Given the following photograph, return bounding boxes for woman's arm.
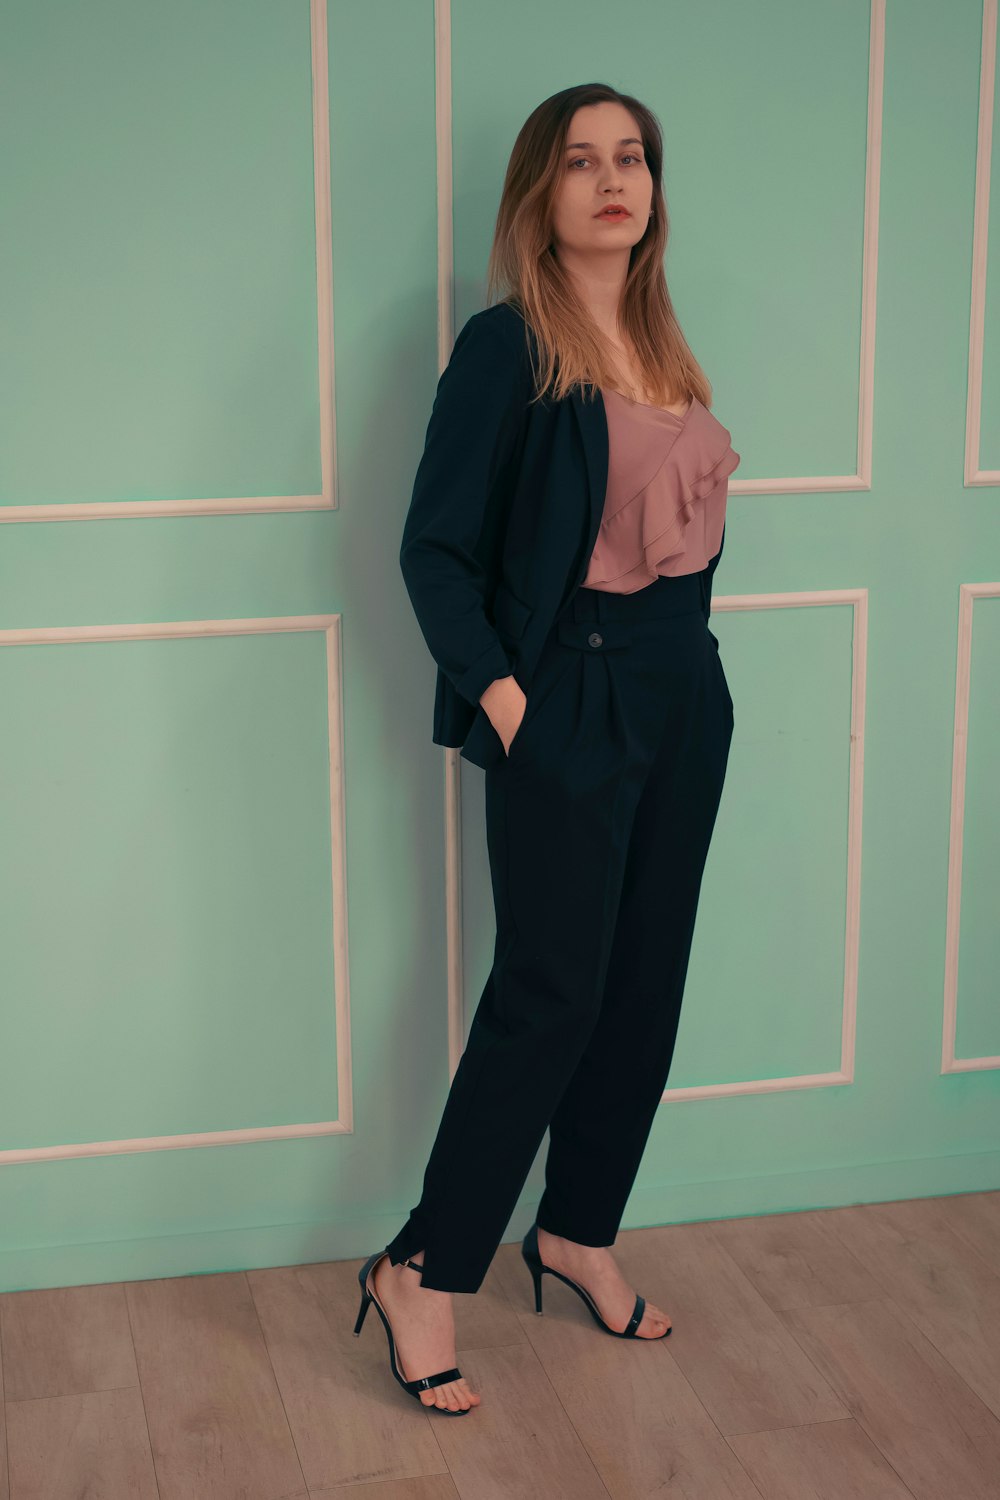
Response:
[399,309,528,708]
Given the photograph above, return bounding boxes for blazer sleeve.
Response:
[399,310,527,707]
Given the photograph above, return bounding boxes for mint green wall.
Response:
[0,0,996,1296]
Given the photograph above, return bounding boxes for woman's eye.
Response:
[569,154,643,169]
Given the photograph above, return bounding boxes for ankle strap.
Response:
[403,1257,424,1273]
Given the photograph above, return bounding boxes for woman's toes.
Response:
[421,1380,477,1411]
[640,1303,671,1336]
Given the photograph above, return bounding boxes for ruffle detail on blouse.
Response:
[585,396,741,587]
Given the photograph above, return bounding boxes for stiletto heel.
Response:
[520,1222,671,1339]
[352,1284,372,1336]
[352,1247,472,1414]
[522,1232,545,1314]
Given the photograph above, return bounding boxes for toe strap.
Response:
[406,1366,463,1392]
[623,1293,645,1338]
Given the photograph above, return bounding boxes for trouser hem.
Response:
[384,1217,489,1294]
[535,1200,618,1247]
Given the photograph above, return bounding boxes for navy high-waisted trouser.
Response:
[385,567,734,1292]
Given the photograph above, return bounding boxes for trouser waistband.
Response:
[568,567,706,624]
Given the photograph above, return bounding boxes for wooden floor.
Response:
[1,1190,999,1499]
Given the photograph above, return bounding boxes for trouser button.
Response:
[588,631,603,647]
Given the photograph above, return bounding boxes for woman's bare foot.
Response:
[535,1227,672,1336]
[371,1250,481,1412]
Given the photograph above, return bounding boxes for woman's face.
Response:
[550,101,654,260]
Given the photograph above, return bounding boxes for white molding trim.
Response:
[942,582,1000,1073]
[664,588,868,1101]
[731,0,885,496]
[434,0,467,1081]
[965,0,999,487]
[3,0,338,524]
[0,612,353,1163]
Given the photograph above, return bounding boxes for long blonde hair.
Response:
[486,82,712,410]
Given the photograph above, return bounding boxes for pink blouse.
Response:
[581,387,741,594]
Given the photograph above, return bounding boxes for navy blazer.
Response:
[399,299,725,770]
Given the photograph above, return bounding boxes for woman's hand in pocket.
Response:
[480,675,528,757]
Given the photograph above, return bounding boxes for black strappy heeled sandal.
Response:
[353,1247,472,1414]
[521,1222,672,1338]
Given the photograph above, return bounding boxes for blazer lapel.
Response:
[521,317,607,588]
[568,385,609,592]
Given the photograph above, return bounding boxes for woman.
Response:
[353,82,738,1416]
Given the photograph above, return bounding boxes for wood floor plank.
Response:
[490,1241,761,1498]
[708,1207,884,1310]
[245,1257,451,1490]
[5,1387,159,1500]
[935,1191,1000,1275]
[728,1416,917,1499]
[780,1295,1000,1500]
[6,1197,998,1496]
[0,1282,138,1401]
[823,1199,1000,1418]
[586,1223,847,1435]
[125,1270,307,1500]
[315,1475,460,1498]
[0,1301,8,1500]
[419,1342,613,1500]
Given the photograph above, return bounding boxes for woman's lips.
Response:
[596,207,631,219]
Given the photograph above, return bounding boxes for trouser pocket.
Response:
[505,633,575,763]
